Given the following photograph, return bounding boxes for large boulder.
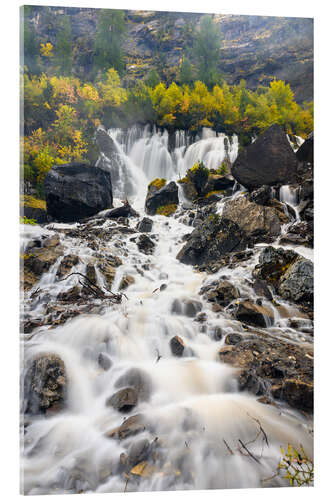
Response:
[24,353,67,415]
[222,195,282,243]
[231,124,298,189]
[177,215,248,266]
[44,163,113,222]
[232,300,274,327]
[145,179,179,215]
[296,132,313,164]
[200,279,239,307]
[278,258,313,305]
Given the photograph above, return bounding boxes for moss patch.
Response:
[21,195,46,210]
[205,190,225,199]
[148,178,166,191]
[156,204,177,217]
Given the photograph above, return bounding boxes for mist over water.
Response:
[21,126,313,494]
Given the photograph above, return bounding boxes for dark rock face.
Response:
[114,368,152,402]
[253,278,273,301]
[24,353,67,415]
[278,258,313,304]
[222,195,282,243]
[231,124,298,189]
[249,185,272,205]
[253,246,313,307]
[106,387,138,413]
[95,128,117,159]
[296,132,313,164]
[22,244,64,290]
[177,215,248,266]
[253,246,298,284]
[136,217,153,233]
[170,336,185,357]
[232,300,274,327]
[145,181,179,215]
[23,206,48,224]
[44,163,113,222]
[200,280,239,307]
[204,174,235,193]
[218,337,313,412]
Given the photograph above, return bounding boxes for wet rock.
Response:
[98,353,112,371]
[195,312,207,322]
[200,280,239,307]
[197,249,254,274]
[119,275,135,290]
[278,258,313,305]
[98,261,117,289]
[296,131,313,164]
[177,215,248,266]
[95,128,117,159]
[127,439,151,467]
[106,414,147,440]
[106,387,138,413]
[222,195,281,243]
[231,124,298,189]
[224,333,242,345]
[137,234,155,255]
[115,368,152,402]
[145,180,179,215]
[253,279,273,301]
[57,285,82,302]
[271,379,313,411]
[22,245,64,290]
[249,185,272,205]
[106,200,139,219]
[218,337,313,411]
[43,234,60,248]
[24,353,67,415]
[44,163,113,222]
[183,299,202,317]
[253,246,298,285]
[56,254,79,279]
[136,217,153,233]
[170,336,185,357]
[232,300,274,327]
[279,221,312,247]
[86,259,97,285]
[204,174,235,194]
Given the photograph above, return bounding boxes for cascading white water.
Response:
[21,127,313,494]
[102,126,239,205]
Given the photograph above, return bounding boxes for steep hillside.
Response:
[23,6,313,103]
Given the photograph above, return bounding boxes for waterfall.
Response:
[102,125,239,202]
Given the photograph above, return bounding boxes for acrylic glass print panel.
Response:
[20,4,314,494]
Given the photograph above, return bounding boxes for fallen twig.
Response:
[238,439,261,464]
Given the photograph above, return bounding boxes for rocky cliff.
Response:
[25,7,313,103]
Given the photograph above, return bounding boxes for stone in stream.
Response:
[136,234,155,255]
[177,215,248,266]
[200,280,239,307]
[136,217,153,233]
[221,195,282,243]
[114,368,152,402]
[232,300,274,328]
[170,336,185,357]
[218,337,313,412]
[22,244,64,290]
[44,162,113,222]
[231,124,298,189]
[127,438,151,468]
[253,278,273,301]
[98,353,112,371]
[145,179,179,215]
[105,414,147,440]
[56,254,80,279]
[24,353,67,415]
[106,387,138,413]
[105,200,139,219]
[119,274,135,290]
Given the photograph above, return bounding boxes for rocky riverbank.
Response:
[20,124,314,493]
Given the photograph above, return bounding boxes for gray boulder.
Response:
[44,163,113,222]
[231,124,298,189]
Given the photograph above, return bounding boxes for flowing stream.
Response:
[21,127,313,494]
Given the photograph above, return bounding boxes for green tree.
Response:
[54,15,73,75]
[93,10,126,75]
[179,57,193,86]
[145,69,160,88]
[193,15,222,88]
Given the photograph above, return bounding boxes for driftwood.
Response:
[59,272,127,303]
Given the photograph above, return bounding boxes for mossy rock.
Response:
[156,204,177,217]
[21,195,47,224]
[148,178,166,191]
